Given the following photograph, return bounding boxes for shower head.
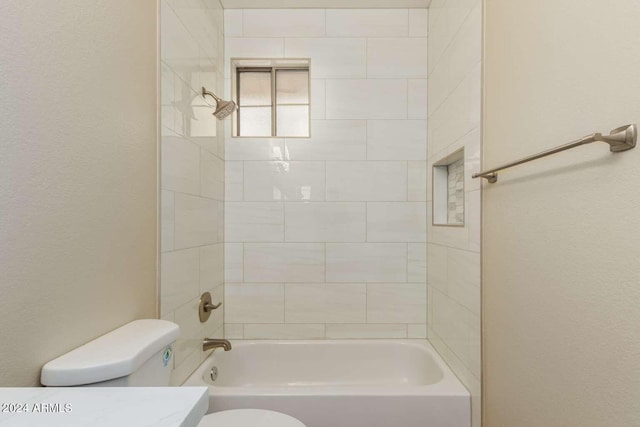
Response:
[213,99,237,120]
[202,87,237,120]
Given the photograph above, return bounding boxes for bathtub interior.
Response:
[203,340,443,387]
[185,340,468,396]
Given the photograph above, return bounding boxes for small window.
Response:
[232,59,310,138]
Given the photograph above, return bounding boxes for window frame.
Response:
[232,60,311,138]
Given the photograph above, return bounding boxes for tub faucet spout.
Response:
[203,338,232,352]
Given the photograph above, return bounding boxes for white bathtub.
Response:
[184,340,470,427]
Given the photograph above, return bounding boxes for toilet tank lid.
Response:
[41,319,180,386]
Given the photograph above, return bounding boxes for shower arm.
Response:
[202,87,222,104]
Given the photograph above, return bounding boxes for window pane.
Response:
[276,70,309,105]
[238,71,271,106]
[239,106,271,136]
[277,105,309,137]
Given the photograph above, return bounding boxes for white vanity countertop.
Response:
[0,387,208,427]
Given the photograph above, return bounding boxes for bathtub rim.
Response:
[184,339,470,398]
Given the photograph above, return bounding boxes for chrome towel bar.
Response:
[473,124,637,183]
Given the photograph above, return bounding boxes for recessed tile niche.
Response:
[432,149,464,226]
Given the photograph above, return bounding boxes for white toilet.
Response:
[40,319,305,427]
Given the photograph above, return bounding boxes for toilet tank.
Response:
[41,319,180,387]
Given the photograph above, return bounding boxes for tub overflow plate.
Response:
[210,366,218,382]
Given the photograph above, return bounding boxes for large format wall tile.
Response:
[200,244,224,290]
[243,161,325,201]
[325,161,407,201]
[225,284,285,323]
[161,1,199,88]
[367,120,428,160]
[325,79,408,119]
[408,161,428,201]
[285,38,366,79]
[367,283,427,323]
[408,79,429,119]
[225,138,285,161]
[285,284,366,323]
[173,297,204,366]
[284,202,366,242]
[326,243,407,283]
[310,80,326,120]
[225,161,243,201]
[161,248,200,316]
[427,243,448,293]
[243,10,325,37]
[325,324,407,339]
[285,120,367,161]
[367,38,428,78]
[408,243,428,283]
[223,9,243,37]
[409,9,428,37]
[243,323,325,339]
[174,193,218,249]
[225,202,284,242]
[447,5,482,92]
[224,37,284,71]
[161,190,175,252]
[244,243,325,283]
[200,150,224,200]
[224,243,243,283]
[367,202,427,242]
[447,248,480,315]
[326,10,409,37]
[162,134,201,195]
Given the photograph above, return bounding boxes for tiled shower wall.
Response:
[426,0,482,426]
[159,0,226,385]
[222,9,429,340]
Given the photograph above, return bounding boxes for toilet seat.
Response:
[198,409,306,427]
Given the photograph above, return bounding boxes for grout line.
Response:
[406,243,410,283]
[282,200,287,242]
[364,37,368,79]
[406,79,410,119]
[406,8,411,37]
[324,79,327,119]
[405,160,411,202]
[323,161,327,202]
[365,283,368,324]
[364,119,368,160]
[240,242,244,283]
[171,191,176,251]
[283,283,287,324]
[324,9,327,37]
[323,243,327,283]
[241,160,246,201]
[364,202,368,243]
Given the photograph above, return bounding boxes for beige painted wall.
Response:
[0,0,158,386]
[483,0,640,425]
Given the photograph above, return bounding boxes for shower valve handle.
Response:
[204,301,222,311]
[199,291,221,323]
